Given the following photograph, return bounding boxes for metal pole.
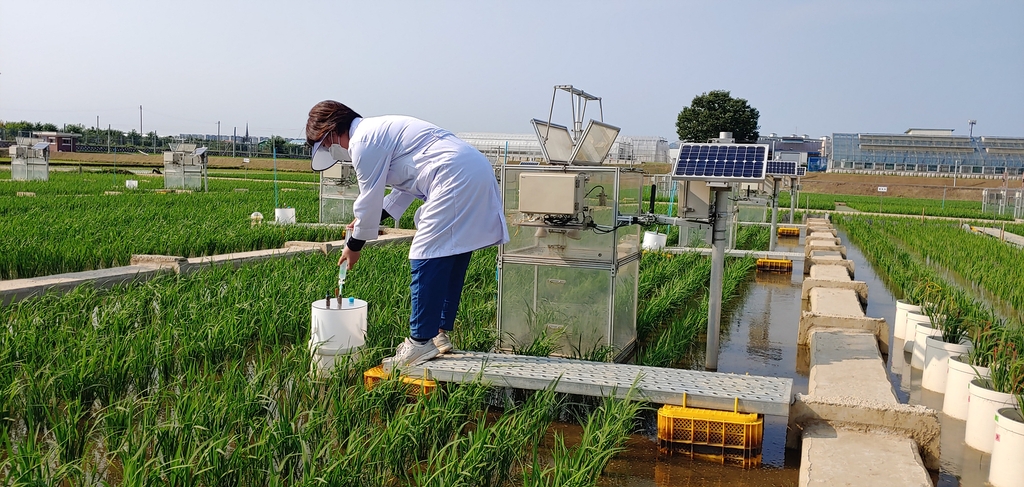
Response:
[769,178,779,251]
[789,177,797,223]
[705,188,728,371]
[140,105,143,134]
[273,143,279,209]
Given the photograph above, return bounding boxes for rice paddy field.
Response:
[1,169,775,484]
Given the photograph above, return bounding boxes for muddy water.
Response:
[583,234,808,486]
[840,229,992,487]
[588,227,991,486]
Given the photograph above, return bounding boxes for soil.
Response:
[45,151,310,172]
[798,173,1024,202]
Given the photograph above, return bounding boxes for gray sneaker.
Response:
[382,337,440,374]
[433,331,453,354]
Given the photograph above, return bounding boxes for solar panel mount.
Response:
[671,143,769,183]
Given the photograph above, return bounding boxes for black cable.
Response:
[584,185,606,197]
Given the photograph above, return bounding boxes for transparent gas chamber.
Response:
[319,164,359,224]
[498,166,642,361]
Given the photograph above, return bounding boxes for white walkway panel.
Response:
[405,352,793,416]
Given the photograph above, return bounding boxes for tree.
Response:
[675,90,760,143]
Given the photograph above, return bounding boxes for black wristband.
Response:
[346,238,365,252]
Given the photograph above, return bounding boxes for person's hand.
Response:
[340,245,360,269]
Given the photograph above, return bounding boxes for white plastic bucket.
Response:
[990,408,1024,487]
[275,207,296,224]
[943,354,990,420]
[921,335,972,392]
[911,324,942,369]
[965,379,1017,453]
[894,301,921,340]
[904,311,931,353]
[125,179,138,189]
[642,231,667,251]
[309,298,367,373]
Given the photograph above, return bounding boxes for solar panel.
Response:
[671,143,768,182]
[797,167,806,176]
[765,160,798,176]
[31,142,50,150]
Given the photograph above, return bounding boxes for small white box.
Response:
[518,172,586,215]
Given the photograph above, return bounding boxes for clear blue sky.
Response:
[1,0,1021,141]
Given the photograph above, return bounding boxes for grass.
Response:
[0,241,676,484]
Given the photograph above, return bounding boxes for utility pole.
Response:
[233,127,236,157]
[140,105,143,135]
[217,121,221,154]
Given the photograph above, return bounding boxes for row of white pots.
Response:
[896,302,1022,487]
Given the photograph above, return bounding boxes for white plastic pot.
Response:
[965,379,1017,453]
[904,311,931,353]
[989,408,1024,487]
[894,300,922,340]
[942,354,990,420]
[309,298,367,374]
[921,335,972,392]
[911,324,942,369]
[275,207,296,224]
[642,231,667,251]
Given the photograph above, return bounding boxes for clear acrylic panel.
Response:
[612,259,639,356]
[498,262,612,357]
[503,167,643,264]
[571,120,619,165]
[531,119,574,164]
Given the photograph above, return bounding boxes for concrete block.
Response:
[182,247,313,274]
[809,288,863,317]
[805,236,842,245]
[130,254,187,272]
[808,231,838,240]
[809,265,851,281]
[0,266,172,306]
[801,279,868,305]
[805,256,855,278]
[804,242,847,259]
[807,330,894,402]
[797,423,934,486]
[284,241,333,255]
[799,311,889,350]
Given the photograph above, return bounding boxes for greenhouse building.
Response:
[830,129,1024,177]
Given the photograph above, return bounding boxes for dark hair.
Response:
[305,100,362,146]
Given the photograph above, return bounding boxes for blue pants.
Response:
[409,251,473,341]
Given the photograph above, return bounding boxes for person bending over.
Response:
[307,100,508,371]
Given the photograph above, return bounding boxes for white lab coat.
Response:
[347,116,509,260]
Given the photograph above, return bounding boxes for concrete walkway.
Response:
[404,351,794,416]
[971,225,1024,247]
[791,216,938,486]
[0,229,414,305]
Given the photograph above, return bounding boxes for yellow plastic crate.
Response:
[756,258,793,273]
[363,365,437,396]
[657,396,763,468]
[777,227,800,237]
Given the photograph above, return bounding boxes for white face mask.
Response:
[329,144,350,163]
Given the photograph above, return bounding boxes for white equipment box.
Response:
[518,172,587,215]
